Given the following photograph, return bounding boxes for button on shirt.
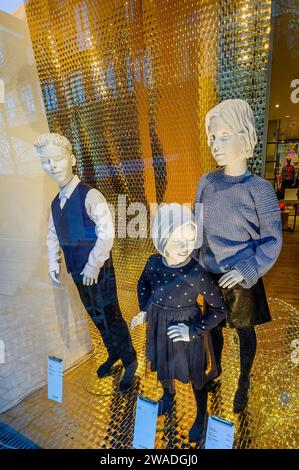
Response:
[47,175,115,279]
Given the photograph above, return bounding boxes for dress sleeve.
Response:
[233,179,283,288]
[189,270,228,341]
[137,257,153,311]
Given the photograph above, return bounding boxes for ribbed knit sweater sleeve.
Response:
[233,178,282,288]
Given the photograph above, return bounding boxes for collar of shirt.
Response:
[59,174,81,202]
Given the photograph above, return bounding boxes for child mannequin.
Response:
[35,133,137,391]
[131,203,228,442]
[194,99,282,411]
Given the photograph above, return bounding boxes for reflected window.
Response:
[74,1,91,50]
[125,49,153,93]
[44,82,58,111]
[19,85,35,114]
[0,48,4,67]
[5,93,16,121]
[142,51,152,88]
[92,63,107,99]
[107,63,116,95]
[125,56,134,94]
[125,0,137,21]
[70,73,85,104]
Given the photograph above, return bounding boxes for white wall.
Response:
[0,7,93,413]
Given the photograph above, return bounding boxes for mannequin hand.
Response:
[49,268,61,286]
[80,271,98,286]
[218,269,244,289]
[130,311,147,330]
[167,323,190,342]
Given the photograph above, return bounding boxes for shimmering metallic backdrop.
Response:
[3,0,296,449]
[24,0,273,295]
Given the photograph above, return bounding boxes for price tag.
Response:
[205,415,235,449]
[133,396,159,449]
[48,356,63,403]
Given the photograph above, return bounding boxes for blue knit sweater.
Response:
[194,168,283,289]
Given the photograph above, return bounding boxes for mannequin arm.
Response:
[137,256,154,310]
[167,271,228,342]
[167,323,190,342]
[130,311,147,330]
[80,189,114,284]
[218,269,244,289]
[49,268,61,286]
[233,181,282,288]
[46,212,61,282]
[188,271,228,340]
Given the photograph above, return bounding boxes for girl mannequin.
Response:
[194,99,282,412]
[131,203,228,442]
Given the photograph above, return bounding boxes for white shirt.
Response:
[47,175,115,279]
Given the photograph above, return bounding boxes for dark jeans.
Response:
[71,257,136,367]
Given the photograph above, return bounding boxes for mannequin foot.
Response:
[97,357,119,378]
[158,391,175,416]
[188,414,207,443]
[233,376,251,413]
[119,359,138,392]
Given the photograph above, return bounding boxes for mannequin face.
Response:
[38,144,75,188]
[163,223,197,266]
[207,115,246,167]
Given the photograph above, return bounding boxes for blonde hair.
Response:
[34,133,73,154]
[205,99,257,159]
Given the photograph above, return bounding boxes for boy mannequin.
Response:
[35,133,137,391]
[194,99,282,412]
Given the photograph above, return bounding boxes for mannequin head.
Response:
[152,203,197,266]
[35,133,76,188]
[205,99,257,168]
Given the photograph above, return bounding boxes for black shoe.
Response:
[97,357,119,378]
[233,377,250,413]
[189,414,207,443]
[158,392,175,416]
[119,359,138,392]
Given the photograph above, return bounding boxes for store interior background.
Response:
[0,0,298,449]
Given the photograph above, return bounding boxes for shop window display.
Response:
[0,0,298,453]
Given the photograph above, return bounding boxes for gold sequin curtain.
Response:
[25,0,272,308]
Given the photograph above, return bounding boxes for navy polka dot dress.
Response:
[137,254,228,389]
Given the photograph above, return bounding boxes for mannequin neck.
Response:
[223,158,248,176]
[162,255,191,268]
[58,174,74,189]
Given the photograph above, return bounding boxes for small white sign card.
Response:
[48,356,63,403]
[205,415,235,449]
[133,396,159,449]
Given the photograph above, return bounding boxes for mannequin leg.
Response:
[233,326,257,412]
[210,325,224,376]
[72,261,137,389]
[158,379,175,416]
[207,325,224,392]
[189,383,208,442]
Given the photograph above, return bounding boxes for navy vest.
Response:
[51,181,98,274]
